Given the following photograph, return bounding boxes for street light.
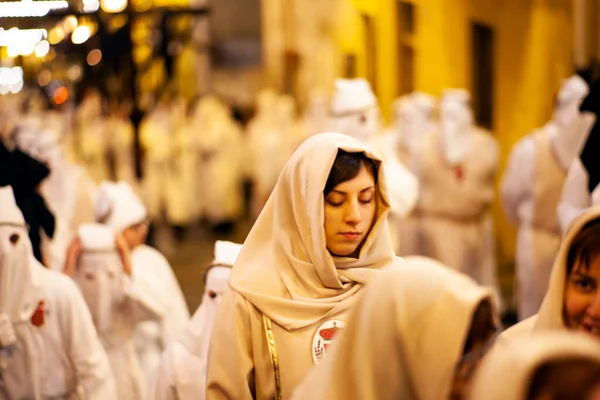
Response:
[34,40,50,57]
[101,0,127,13]
[72,25,90,44]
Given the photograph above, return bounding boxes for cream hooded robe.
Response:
[469,331,600,400]
[501,205,600,340]
[291,256,495,400]
[206,132,399,400]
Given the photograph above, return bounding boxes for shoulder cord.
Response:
[262,314,282,400]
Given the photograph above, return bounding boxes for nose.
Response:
[344,199,361,225]
[587,292,600,319]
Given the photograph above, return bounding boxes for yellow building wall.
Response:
[330,0,575,270]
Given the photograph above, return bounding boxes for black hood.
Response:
[579,78,600,193]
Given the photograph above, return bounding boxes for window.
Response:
[471,22,494,129]
[397,1,416,95]
[362,14,377,94]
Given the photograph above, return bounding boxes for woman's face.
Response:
[324,164,376,257]
[564,256,600,339]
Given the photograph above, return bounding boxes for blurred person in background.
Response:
[388,91,437,255]
[77,87,109,183]
[413,89,503,310]
[558,78,600,231]
[188,95,245,233]
[65,223,165,400]
[95,181,190,386]
[150,240,242,400]
[303,89,329,137]
[104,98,137,186]
[0,186,115,399]
[13,126,97,272]
[0,137,55,265]
[501,75,590,320]
[245,88,287,219]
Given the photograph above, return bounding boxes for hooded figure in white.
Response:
[246,89,296,218]
[0,186,115,399]
[328,79,419,245]
[392,91,437,166]
[189,96,245,224]
[95,181,190,386]
[76,90,109,184]
[470,332,600,400]
[303,89,329,137]
[140,99,175,222]
[501,75,590,320]
[389,91,437,255]
[14,127,97,272]
[149,240,242,400]
[104,100,137,186]
[413,89,503,308]
[68,223,165,400]
[558,78,600,232]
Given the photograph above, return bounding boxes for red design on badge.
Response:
[312,320,345,364]
[319,322,341,340]
[30,301,45,327]
[453,165,464,181]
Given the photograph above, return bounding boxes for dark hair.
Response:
[527,357,600,400]
[566,219,600,276]
[324,150,378,196]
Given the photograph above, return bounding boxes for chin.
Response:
[329,244,359,257]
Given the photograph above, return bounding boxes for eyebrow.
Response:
[572,269,594,278]
[330,186,375,195]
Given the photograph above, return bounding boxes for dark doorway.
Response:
[362,14,377,94]
[471,22,494,129]
[397,1,415,95]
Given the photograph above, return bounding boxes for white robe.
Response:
[78,116,109,184]
[246,120,294,218]
[41,163,97,272]
[557,157,600,232]
[500,126,567,320]
[413,130,503,309]
[194,119,245,223]
[1,265,115,399]
[140,111,179,224]
[95,271,166,400]
[105,116,137,186]
[149,266,230,400]
[132,245,190,387]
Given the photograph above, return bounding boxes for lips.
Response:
[340,232,361,240]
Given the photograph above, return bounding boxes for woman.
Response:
[206,132,400,399]
[502,205,600,340]
[291,256,499,400]
[469,332,600,400]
